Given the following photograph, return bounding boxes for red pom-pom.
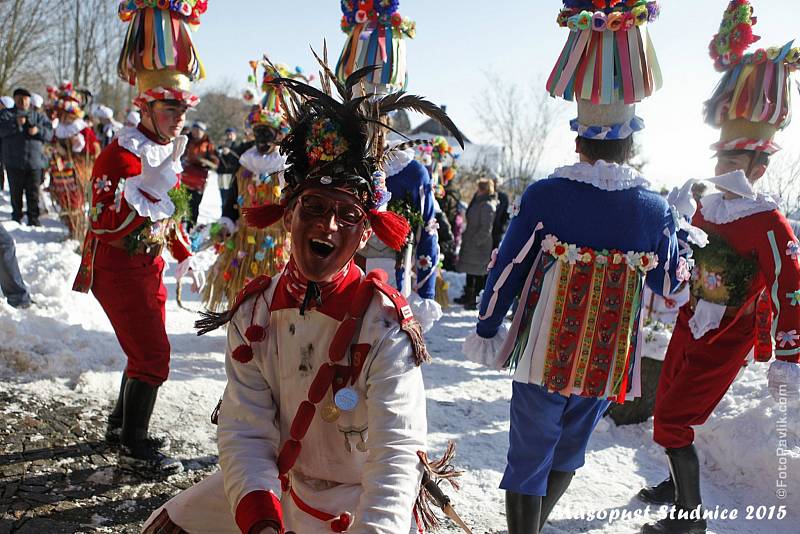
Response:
[329,318,358,362]
[277,439,302,475]
[348,279,375,319]
[309,363,336,404]
[243,202,286,229]
[367,210,411,251]
[232,344,253,363]
[290,401,316,440]
[729,23,754,56]
[245,325,266,342]
[331,512,353,532]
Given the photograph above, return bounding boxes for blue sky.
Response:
[191,1,800,187]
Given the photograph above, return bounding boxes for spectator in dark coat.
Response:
[0,225,31,308]
[457,178,498,309]
[0,88,53,225]
[216,127,244,206]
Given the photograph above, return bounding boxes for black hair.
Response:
[576,135,634,164]
[718,149,770,168]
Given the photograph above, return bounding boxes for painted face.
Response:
[284,188,372,282]
[149,100,188,139]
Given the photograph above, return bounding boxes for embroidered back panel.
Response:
[536,236,654,399]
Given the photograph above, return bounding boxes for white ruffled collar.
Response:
[700,192,780,224]
[384,147,415,177]
[240,146,285,176]
[549,160,650,191]
[117,126,185,171]
[55,119,87,140]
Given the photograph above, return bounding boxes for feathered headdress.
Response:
[336,0,416,95]
[548,0,662,140]
[705,0,799,155]
[117,0,208,108]
[244,48,464,251]
[244,59,309,131]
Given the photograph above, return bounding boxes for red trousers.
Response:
[92,242,171,386]
[653,307,754,449]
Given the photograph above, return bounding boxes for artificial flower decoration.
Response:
[776,330,800,348]
[558,0,660,31]
[786,240,800,262]
[119,0,208,25]
[787,289,800,307]
[541,235,658,273]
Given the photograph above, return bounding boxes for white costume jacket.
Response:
[145,263,428,534]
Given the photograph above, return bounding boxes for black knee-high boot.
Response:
[119,378,181,473]
[506,491,542,534]
[641,445,706,533]
[539,470,574,528]
[105,372,127,444]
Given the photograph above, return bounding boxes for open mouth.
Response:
[309,238,335,258]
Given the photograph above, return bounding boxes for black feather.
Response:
[379,93,465,148]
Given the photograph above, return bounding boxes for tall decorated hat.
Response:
[49,81,89,119]
[244,53,463,251]
[336,0,416,95]
[244,60,309,133]
[547,0,663,140]
[117,0,208,109]
[705,0,799,155]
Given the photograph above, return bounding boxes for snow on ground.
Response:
[1,183,799,533]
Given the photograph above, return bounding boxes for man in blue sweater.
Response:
[463,3,684,532]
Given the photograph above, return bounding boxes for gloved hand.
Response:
[175,257,206,293]
[767,360,800,402]
[137,135,186,199]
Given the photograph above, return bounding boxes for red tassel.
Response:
[309,363,336,403]
[243,202,286,229]
[329,318,358,363]
[368,209,410,251]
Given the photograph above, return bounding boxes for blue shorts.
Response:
[500,381,610,496]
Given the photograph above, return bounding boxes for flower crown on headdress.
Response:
[709,0,800,72]
[558,0,659,31]
[340,0,415,38]
[243,59,310,131]
[118,0,208,25]
[242,48,464,251]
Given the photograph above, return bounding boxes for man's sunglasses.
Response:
[298,193,367,227]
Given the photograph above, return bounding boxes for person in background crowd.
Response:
[492,178,510,250]
[124,110,141,129]
[0,88,53,226]
[92,105,123,148]
[0,225,31,309]
[0,96,13,191]
[457,178,498,310]
[216,126,243,207]
[180,121,219,229]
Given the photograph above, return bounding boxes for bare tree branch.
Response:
[473,71,562,195]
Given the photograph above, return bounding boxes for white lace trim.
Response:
[700,192,780,224]
[408,293,442,333]
[124,176,175,221]
[688,299,727,340]
[462,323,509,369]
[384,147,415,177]
[239,146,285,176]
[117,126,185,173]
[549,160,650,191]
[55,119,87,140]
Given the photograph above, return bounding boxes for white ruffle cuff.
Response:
[408,293,442,333]
[768,360,800,402]
[124,176,175,221]
[462,323,509,369]
[688,299,726,340]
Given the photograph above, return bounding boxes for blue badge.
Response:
[334,388,359,412]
